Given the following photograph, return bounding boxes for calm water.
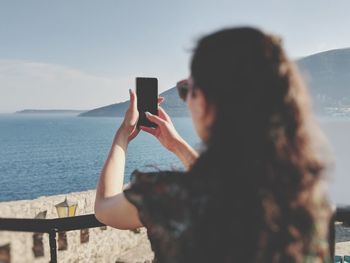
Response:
[0,114,199,202]
[0,114,349,205]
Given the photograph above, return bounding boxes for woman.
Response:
[94,27,332,262]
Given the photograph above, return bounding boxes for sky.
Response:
[1,0,350,113]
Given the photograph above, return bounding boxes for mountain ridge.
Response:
[79,86,189,117]
[65,47,350,117]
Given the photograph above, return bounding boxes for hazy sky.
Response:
[1,0,350,112]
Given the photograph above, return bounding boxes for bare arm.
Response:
[94,90,164,229]
[94,128,142,229]
[172,138,199,169]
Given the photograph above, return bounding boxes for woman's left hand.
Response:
[118,89,164,142]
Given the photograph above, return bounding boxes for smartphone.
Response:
[136,77,158,128]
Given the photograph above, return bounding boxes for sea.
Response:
[0,114,349,205]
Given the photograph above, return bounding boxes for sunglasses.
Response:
[176,79,190,101]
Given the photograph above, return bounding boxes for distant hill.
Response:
[297,48,350,112]
[81,48,350,118]
[16,109,86,115]
[79,87,189,117]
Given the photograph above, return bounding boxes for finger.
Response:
[158,106,171,122]
[140,125,157,136]
[129,89,137,109]
[145,112,166,126]
[157,97,165,105]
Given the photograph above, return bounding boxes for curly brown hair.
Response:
[188,27,330,262]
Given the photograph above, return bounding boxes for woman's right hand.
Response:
[140,107,184,152]
[141,107,199,169]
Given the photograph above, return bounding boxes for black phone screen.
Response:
[136,77,158,128]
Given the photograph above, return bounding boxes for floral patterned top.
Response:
[123,171,332,263]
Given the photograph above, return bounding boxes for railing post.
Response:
[49,229,57,263]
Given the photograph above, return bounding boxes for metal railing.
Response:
[0,214,105,263]
[1,207,350,262]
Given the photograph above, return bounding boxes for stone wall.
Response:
[0,190,154,263]
[2,190,350,261]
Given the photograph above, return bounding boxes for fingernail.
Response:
[145,111,151,116]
